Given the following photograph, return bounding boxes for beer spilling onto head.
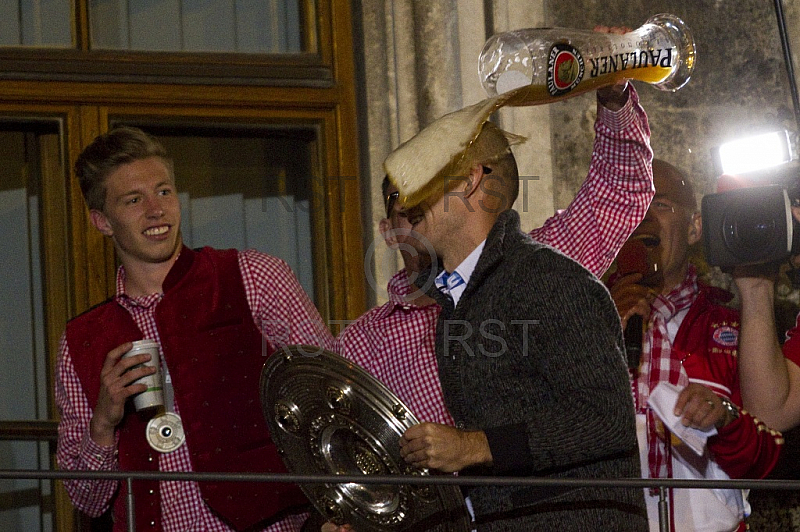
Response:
[479,13,696,105]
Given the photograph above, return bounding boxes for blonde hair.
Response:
[75,126,171,211]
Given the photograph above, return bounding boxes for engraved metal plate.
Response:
[260,345,470,531]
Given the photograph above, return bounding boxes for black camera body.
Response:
[702,184,798,268]
[703,131,800,268]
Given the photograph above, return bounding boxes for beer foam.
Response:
[384,91,524,208]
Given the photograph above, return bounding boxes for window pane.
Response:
[0,121,62,532]
[0,0,72,47]
[91,0,305,52]
[117,122,319,303]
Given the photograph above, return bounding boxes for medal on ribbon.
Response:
[146,412,186,453]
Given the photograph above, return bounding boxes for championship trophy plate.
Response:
[260,345,470,531]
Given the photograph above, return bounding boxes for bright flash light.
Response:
[715,130,792,175]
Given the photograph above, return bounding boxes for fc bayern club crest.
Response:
[712,326,738,347]
[547,43,585,97]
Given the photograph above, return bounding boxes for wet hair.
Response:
[469,122,521,209]
[74,126,170,211]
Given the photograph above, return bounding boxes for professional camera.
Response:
[702,130,800,268]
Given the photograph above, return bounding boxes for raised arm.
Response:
[530,83,654,277]
[735,272,800,431]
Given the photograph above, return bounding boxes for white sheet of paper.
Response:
[646,381,718,456]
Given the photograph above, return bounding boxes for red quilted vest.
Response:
[66,246,307,531]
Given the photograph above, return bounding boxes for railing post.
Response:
[126,476,136,532]
[658,486,669,532]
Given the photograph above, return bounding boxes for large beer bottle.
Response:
[479,13,696,104]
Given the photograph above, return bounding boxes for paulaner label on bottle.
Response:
[547,43,585,96]
[588,48,675,79]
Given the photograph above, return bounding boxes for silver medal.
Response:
[146,412,186,453]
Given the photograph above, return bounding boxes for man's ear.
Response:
[379,217,398,248]
[90,209,114,237]
[687,211,702,246]
[465,164,488,198]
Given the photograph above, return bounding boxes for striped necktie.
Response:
[435,270,466,296]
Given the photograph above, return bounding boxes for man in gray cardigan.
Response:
[396,121,647,531]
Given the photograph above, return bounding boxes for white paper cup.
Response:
[122,339,164,411]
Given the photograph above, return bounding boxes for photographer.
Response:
[704,166,800,432]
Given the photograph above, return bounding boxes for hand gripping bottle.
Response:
[479,13,696,104]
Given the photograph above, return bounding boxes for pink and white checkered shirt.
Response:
[335,85,653,426]
[336,269,454,426]
[55,248,334,532]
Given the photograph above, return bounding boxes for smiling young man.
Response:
[55,127,334,531]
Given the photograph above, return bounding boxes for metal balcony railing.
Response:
[2,468,800,532]
[2,420,799,532]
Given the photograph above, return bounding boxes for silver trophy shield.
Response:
[260,345,470,531]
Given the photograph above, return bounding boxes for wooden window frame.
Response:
[0,0,365,322]
[0,0,331,87]
[0,1,363,528]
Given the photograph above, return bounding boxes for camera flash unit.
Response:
[712,130,792,176]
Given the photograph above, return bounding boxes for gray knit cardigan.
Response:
[422,209,647,531]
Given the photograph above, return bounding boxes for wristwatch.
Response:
[716,397,740,429]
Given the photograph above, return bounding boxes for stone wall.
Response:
[354,0,553,304]
[547,0,795,207]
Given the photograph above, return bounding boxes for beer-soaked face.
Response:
[379,183,434,274]
[630,161,699,292]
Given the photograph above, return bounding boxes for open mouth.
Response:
[144,225,170,236]
[633,234,661,248]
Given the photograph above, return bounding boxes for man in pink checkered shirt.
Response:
[334,81,653,432]
[55,127,333,532]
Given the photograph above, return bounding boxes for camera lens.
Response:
[723,211,778,252]
[720,186,790,263]
[703,184,793,267]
